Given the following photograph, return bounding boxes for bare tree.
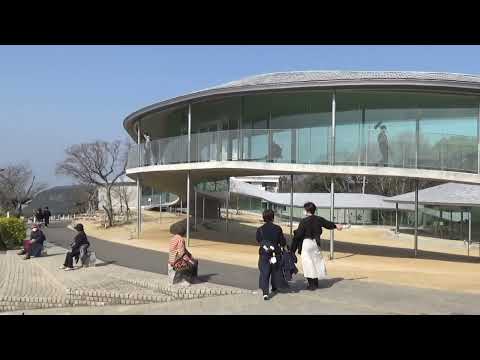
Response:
[0,164,48,217]
[112,179,134,221]
[56,140,128,227]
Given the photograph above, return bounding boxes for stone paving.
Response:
[0,241,249,313]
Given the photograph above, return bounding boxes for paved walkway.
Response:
[44,222,265,290]
[0,236,248,312]
[5,276,480,314]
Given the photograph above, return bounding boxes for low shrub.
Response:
[0,217,27,249]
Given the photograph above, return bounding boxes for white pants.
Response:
[301,238,327,279]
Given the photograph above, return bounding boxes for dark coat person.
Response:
[256,209,287,300]
[43,207,51,227]
[23,224,46,259]
[61,223,90,270]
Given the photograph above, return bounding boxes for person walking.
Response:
[291,202,343,291]
[256,209,287,300]
[60,223,90,271]
[43,206,51,227]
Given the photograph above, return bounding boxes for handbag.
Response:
[172,252,194,272]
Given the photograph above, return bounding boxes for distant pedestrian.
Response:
[34,208,44,224]
[256,209,288,300]
[43,207,51,227]
[291,202,343,291]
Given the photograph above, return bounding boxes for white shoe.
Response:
[59,266,66,270]
[263,295,269,301]
[64,267,74,271]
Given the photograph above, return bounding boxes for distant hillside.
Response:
[22,185,95,216]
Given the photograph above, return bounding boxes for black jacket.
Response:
[30,229,46,245]
[70,231,90,253]
[256,221,286,255]
[291,215,336,255]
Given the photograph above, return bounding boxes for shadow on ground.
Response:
[174,217,480,265]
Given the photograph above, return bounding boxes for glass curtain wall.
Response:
[335,90,479,172]
[130,88,479,174]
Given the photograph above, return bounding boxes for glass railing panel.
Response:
[419,133,477,172]
[127,127,479,174]
[271,129,292,163]
[365,123,416,168]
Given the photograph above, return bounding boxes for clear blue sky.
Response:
[1,45,480,186]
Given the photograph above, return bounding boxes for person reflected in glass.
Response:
[291,202,343,291]
[143,131,152,165]
[375,123,389,167]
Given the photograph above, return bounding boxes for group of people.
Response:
[18,217,90,272]
[167,201,344,299]
[33,207,51,227]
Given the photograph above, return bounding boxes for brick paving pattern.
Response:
[0,242,250,313]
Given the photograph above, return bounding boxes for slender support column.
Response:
[188,104,192,163]
[450,211,453,238]
[137,177,141,239]
[202,197,205,224]
[395,203,399,234]
[226,178,230,232]
[194,188,197,232]
[136,121,142,239]
[468,210,472,257]
[415,112,420,169]
[461,211,464,243]
[414,179,418,257]
[159,192,161,223]
[180,198,182,215]
[290,174,293,236]
[477,103,480,174]
[330,178,335,259]
[187,172,191,246]
[330,90,336,260]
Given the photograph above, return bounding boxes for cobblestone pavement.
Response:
[0,241,249,312]
[5,278,480,315]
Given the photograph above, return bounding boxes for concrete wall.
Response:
[98,184,138,212]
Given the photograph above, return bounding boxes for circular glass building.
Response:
[124,71,480,191]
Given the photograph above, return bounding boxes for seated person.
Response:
[168,222,198,283]
[60,223,90,271]
[21,224,46,260]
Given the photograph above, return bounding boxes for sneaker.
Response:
[59,266,66,270]
[263,295,269,301]
[23,256,30,260]
[64,267,74,271]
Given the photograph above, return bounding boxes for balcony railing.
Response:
[127,128,478,174]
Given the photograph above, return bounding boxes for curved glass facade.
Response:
[127,89,480,175]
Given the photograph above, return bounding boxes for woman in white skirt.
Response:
[291,202,343,291]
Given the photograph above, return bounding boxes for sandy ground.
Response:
[76,211,480,294]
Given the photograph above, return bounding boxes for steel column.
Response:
[136,121,142,239]
[414,179,418,256]
[226,178,230,232]
[330,91,336,260]
[290,174,293,236]
[187,171,191,246]
[202,197,205,223]
[395,202,399,234]
[194,188,197,231]
[468,210,472,257]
